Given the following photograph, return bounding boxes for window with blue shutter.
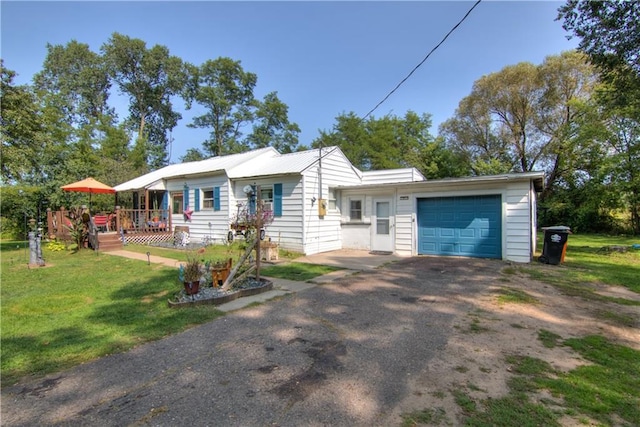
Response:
[214,187,221,211]
[194,188,200,212]
[274,183,283,217]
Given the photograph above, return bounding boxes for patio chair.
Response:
[93,215,109,232]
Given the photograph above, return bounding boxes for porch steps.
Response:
[97,232,123,252]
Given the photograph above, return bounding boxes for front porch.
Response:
[47,207,178,248]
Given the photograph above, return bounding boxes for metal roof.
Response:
[113,147,278,191]
[227,147,342,178]
[337,171,545,192]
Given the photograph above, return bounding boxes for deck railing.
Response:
[114,207,172,234]
[47,207,172,237]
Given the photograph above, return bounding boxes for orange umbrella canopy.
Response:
[61,177,115,194]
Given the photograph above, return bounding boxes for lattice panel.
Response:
[122,232,173,246]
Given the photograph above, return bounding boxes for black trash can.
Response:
[539,226,571,265]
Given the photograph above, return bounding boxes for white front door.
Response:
[372,198,394,252]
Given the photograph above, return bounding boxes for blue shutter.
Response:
[194,188,200,212]
[274,183,283,217]
[183,185,189,211]
[214,187,221,211]
[249,185,256,215]
[161,192,168,219]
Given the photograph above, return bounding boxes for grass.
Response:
[451,334,640,426]
[259,262,342,281]
[401,233,639,426]
[495,287,538,305]
[401,407,447,427]
[0,240,329,387]
[0,242,224,386]
[538,329,562,348]
[121,242,245,263]
[520,233,640,301]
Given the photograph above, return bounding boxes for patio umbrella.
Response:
[61,177,116,210]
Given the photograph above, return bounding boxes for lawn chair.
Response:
[93,214,109,232]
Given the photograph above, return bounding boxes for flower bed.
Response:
[168,277,273,308]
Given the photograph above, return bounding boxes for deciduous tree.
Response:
[102,33,187,168]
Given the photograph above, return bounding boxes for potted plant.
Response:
[180,255,202,295]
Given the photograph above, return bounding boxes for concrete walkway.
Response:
[103,249,394,312]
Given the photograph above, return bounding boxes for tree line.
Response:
[1,1,638,237]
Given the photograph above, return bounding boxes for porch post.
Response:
[145,189,150,222]
[115,206,121,233]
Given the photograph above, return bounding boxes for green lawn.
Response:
[524,233,640,298]
[0,242,224,387]
[0,241,322,387]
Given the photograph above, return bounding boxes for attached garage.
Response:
[338,171,544,263]
[417,195,502,259]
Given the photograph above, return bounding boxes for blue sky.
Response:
[2,1,577,161]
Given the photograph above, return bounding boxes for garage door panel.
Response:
[417,196,501,259]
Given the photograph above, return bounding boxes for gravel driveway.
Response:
[2,256,505,426]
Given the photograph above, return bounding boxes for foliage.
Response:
[46,240,66,252]
[558,1,640,79]
[558,1,640,234]
[101,33,187,169]
[0,63,44,184]
[64,206,90,250]
[0,245,223,386]
[440,51,598,193]
[181,252,203,283]
[185,58,300,156]
[313,110,467,178]
[247,91,302,153]
[230,201,274,231]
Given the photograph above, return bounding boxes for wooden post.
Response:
[46,208,53,238]
[221,235,258,291]
[115,206,121,233]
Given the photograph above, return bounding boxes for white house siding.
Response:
[339,189,399,252]
[395,191,414,255]
[302,150,362,255]
[361,168,425,185]
[166,174,230,242]
[231,175,305,253]
[504,181,535,263]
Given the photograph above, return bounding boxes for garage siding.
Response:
[505,182,534,262]
[417,195,502,259]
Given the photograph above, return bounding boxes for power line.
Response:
[361,0,482,121]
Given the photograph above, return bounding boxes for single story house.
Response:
[114,146,544,263]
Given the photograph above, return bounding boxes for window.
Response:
[203,189,214,209]
[172,193,184,214]
[328,188,337,210]
[260,187,273,203]
[350,199,362,221]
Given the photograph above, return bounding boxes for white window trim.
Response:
[202,188,214,209]
[349,197,363,222]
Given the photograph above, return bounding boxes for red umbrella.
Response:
[61,177,116,209]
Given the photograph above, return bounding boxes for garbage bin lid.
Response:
[542,225,571,232]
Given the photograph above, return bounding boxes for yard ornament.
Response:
[183,206,193,221]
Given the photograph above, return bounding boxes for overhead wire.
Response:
[361,0,482,121]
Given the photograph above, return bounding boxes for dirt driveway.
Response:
[2,256,638,426]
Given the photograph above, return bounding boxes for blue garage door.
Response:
[417,195,502,259]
